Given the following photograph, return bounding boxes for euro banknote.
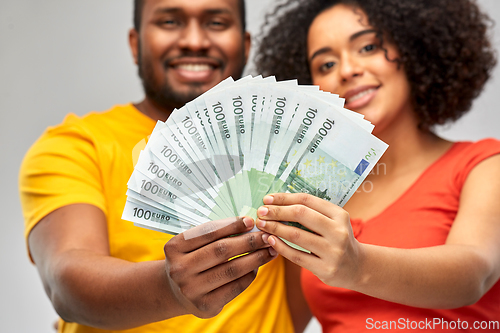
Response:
[122,75,388,240]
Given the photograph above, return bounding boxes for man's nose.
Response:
[178,20,211,52]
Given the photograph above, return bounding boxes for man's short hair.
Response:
[133,0,247,33]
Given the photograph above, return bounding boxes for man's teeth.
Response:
[348,88,376,103]
[176,64,212,71]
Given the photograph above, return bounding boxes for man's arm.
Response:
[29,203,276,329]
[285,260,312,333]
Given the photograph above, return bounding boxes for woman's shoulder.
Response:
[440,138,500,189]
[454,138,500,152]
[446,138,500,165]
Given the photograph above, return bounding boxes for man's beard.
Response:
[137,52,205,110]
[142,74,204,111]
[137,45,245,111]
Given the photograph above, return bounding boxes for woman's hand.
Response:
[256,193,362,289]
[256,154,500,309]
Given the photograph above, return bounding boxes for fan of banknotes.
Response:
[122,75,388,235]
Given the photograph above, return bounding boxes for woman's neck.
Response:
[370,113,452,181]
[344,110,453,220]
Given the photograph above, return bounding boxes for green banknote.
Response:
[122,75,388,248]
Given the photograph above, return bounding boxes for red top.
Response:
[302,139,500,332]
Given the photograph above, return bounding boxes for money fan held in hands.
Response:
[122,75,388,238]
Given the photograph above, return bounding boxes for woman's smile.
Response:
[343,85,380,110]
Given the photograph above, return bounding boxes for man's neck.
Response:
[134,99,174,122]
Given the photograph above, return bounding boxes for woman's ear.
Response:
[244,31,251,65]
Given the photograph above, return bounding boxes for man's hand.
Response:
[164,217,277,318]
[29,205,275,328]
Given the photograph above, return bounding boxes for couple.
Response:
[20,0,500,332]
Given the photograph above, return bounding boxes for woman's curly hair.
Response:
[255,0,497,130]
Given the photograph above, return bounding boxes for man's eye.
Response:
[161,19,179,27]
[207,20,227,29]
[320,62,336,72]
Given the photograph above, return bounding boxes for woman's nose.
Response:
[339,54,363,82]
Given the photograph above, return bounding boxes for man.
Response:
[19,0,295,332]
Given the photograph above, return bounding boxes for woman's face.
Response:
[307,4,413,134]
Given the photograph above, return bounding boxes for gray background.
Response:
[1,1,499,332]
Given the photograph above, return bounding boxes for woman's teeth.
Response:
[348,88,376,103]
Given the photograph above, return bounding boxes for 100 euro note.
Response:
[123,123,213,234]
[122,75,388,241]
[203,82,253,216]
[267,97,388,234]
[244,81,302,216]
[249,92,387,251]
[125,77,258,233]
[241,83,371,219]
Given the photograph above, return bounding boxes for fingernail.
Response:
[257,206,268,217]
[268,236,276,246]
[257,219,266,228]
[243,217,254,228]
[263,195,274,205]
[262,233,270,244]
[268,247,277,257]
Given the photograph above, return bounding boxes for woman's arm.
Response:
[29,203,276,329]
[257,155,500,309]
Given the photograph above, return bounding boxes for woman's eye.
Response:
[320,61,336,72]
[361,44,377,53]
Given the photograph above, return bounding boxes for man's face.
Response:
[131,0,250,110]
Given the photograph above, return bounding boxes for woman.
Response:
[255,0,500,332]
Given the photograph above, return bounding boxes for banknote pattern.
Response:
[122,76,388,236]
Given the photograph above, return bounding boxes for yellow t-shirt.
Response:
[20,104,293,333]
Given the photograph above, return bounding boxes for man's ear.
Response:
[129,28,139,65]
[244,31,251,64]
